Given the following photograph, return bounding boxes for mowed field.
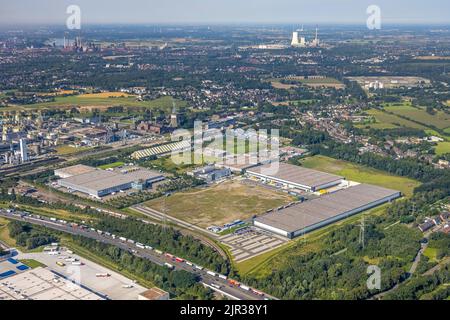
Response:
[298,77,345,89]
[361,109,428,130]
[144,180,295,228]
[435,142,450,155]
[3,94,185,112]
[269,77,344,90]
[299,155,420,197]
[55,145,93,155]
[384,103,450,130]
[358,103,450,154]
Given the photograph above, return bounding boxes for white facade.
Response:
[291,32,299,46]
[246,170,342,192]
[255,191,401,239]
[19,138,28,162]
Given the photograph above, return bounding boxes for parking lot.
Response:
[17,248,147,300]
[219,227,288,262]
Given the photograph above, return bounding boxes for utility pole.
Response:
[358,215,365,249]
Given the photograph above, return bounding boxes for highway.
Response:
[0,209,274,301]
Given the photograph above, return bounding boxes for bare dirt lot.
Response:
[144,179,295,228]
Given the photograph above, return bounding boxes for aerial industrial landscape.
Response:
[0,0,449,309]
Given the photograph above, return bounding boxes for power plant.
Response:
[291,26,320,48]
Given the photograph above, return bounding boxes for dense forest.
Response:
[243,216,422,300]
[70,235,213,300]
[8,221,58,250]
[384,265,450,300]
[94,216,230,274]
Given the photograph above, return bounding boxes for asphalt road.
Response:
[0,209,273,301]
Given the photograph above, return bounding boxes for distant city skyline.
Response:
[1,0,450,26]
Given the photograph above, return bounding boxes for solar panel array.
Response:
[131,140,192,160]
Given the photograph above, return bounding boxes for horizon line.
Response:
[1,21,450,28]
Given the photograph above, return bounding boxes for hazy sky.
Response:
[1,0,450,25]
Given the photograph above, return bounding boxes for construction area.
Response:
[144,179,295,229]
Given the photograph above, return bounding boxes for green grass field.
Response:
[144,180,295,228]
[435,142,450,155]
[299,155,420,196]
[16,204,99,225]
[384,103,450,130]
[55,145,93,155]
[423,247,439,262]
[362,109,428,130]
[299,77,342,84]
[4,95,185,112]
[19,259,46,269]
[0,217,16,247]
[98,161,125,170]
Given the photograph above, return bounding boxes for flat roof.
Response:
[59,168,163,192]
[255,184,400,234]
[139,287,168,300]
[247,162,343,189]
[54,164,96,177]
[0,267,104,300]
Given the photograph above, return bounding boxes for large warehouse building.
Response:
[56,165,165,197]
[254,184,401,238]
[54,164,96,179]
[246,162,344,192]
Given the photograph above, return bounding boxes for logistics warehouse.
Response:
[254,184,401,238]
[246,162,344,192]
[55,164,164,197]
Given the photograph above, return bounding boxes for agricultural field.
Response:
[269,77,344,89]
[414,56,450,61]
[299,155,420,197]
[144,179,295,228]
[3,94,185,112]
[55,145,93,156]
[270,81,298,90]
[297,77,345,89]
[359,109,428,130]
[384,103,450,130]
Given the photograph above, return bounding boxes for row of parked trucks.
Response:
[2,209,265,298]
[160,253,264,296]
